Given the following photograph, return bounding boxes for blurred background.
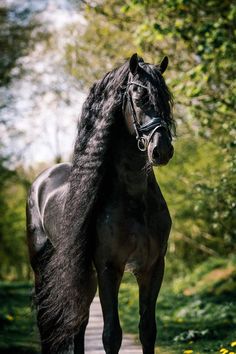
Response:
[0,0,235,353]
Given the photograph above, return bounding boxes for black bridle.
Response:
[124,81,172,151]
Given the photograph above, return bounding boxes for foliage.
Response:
[65,0,137,86]
[0,282,39,353]
[0,159,30,280]
[156,137,235,267]
[0,4,48,87]
[0,1,52,280]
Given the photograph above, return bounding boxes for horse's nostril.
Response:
[152,147,160,160]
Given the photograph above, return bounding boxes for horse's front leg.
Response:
[136,256,165,354]
[97,264,124,354]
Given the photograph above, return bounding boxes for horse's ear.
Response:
[159,56,169,74]
[129,53,139,75]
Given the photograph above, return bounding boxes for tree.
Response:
[0,157,29,280]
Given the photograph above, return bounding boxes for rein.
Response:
[124,81,172,151]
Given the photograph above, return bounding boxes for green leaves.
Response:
[0,160,28,280]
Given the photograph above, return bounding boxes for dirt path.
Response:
[85,296,142,354]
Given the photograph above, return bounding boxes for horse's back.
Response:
[26,163,71,268]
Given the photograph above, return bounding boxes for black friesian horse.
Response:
[26,54,175,354]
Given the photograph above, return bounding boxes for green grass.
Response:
[0,281,39,353]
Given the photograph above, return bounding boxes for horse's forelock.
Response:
[138,62,175,136]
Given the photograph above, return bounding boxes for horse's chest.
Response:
[124,212,161,270]
[95,198,163,271]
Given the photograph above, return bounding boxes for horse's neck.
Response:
[113,128,155,197]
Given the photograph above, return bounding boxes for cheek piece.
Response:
[123,81,172,152]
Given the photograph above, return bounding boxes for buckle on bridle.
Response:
[137,137,148,151]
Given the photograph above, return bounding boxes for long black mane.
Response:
[37,56,174,349]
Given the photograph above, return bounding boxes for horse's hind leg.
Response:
[136,256,165,354]
[97,265,123,354]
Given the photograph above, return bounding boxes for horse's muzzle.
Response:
[150,144,174,166]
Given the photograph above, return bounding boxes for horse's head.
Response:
[123,53,174,166]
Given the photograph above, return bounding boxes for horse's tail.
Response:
[35,86,120,351]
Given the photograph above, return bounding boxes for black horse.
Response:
[26,54,175,354]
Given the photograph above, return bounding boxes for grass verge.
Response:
[0,281,39,353]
